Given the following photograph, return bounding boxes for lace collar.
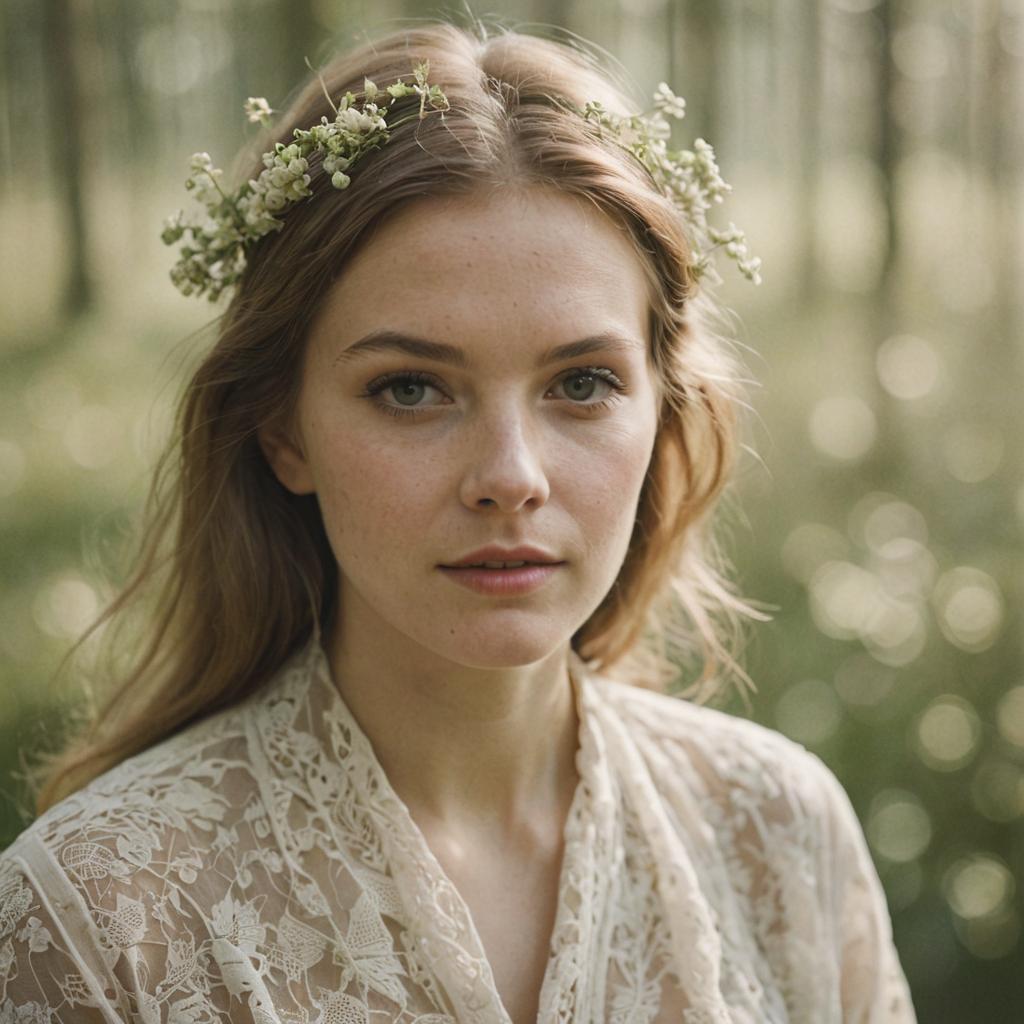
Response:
[251,634,622,1023]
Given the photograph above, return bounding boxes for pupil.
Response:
[391,376,598,406]
[568,375,596,400]
[394,383,422,405]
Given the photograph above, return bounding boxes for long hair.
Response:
[29,13,769,815]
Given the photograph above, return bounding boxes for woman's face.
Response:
[261,185,662,670]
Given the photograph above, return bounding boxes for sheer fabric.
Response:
[1,637,916,1022]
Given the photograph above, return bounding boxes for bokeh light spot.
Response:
[913,694,981,771]
[942,422,1004,483]
[774,679,843,745]
[875,334,941,400]
[954,907,1021,960]
[971,759,1024,823]
[850,494,929,550]
[32,576,99,639]
[867,788,932,863]
[874,538,938,601]
[780,522,850,583]
[809,396,877,461]
[943,854,1015,920]
[63,405,122,470]
[809,561,886,640]
[861,599,927,666]
[996,687,1024,748]
[932,567,1004,652]
[134,26,229,96]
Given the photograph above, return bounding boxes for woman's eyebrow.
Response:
[333,329,643,369]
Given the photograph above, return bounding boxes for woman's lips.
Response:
[437,563,564,596]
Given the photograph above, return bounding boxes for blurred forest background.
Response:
[1,0,1022,1019]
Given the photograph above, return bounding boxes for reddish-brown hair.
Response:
[30,14,768,814]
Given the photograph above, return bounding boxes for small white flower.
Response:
[739,256,763,284]
[244,96,273,124]
[267,166,290,189]
[284,175,312,200]
[336,107,373,134]
[653,82,686,119]
[161,211,185,244]
[263,188,287,211]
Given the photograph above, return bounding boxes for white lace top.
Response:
[1,636,916,1023]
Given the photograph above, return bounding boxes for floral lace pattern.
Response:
[1,637,916,1022]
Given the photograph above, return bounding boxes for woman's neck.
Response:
[324,599,582,842]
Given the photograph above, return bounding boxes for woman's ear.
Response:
[257,423,316,495]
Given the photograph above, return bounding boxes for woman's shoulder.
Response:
[3,688,265,876]
[590,668,808,755]
[587,670,841,819]
[0,678,318,1023]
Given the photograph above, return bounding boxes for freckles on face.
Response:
[292,185,662,662]
[566,417,653,545]
[296,402,436,579]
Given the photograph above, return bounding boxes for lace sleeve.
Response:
[808,754,918,1024]
[1,852,121,1022]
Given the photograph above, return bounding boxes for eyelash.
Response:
[360,367,629,419]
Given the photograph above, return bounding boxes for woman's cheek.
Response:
[314,445,422,551]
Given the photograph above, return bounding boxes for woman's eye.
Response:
[553,367,629,410]
[361,367,627,419]
[362,371,447,418]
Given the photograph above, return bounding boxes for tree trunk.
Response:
[41,0,93,319]
[679,0,723,145]
[875,0,899,302]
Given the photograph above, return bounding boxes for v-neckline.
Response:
[310,641,604,1024]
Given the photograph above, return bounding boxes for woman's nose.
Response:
[457,410,551,512]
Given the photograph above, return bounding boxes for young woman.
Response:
[1,16,916,1023]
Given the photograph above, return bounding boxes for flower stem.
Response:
[305,56,338,116]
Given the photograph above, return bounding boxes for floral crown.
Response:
[162,60,761,302]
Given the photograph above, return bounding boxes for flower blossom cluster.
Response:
[576,83,762,287]
[161,62,449,301]
[162,65,759,301]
